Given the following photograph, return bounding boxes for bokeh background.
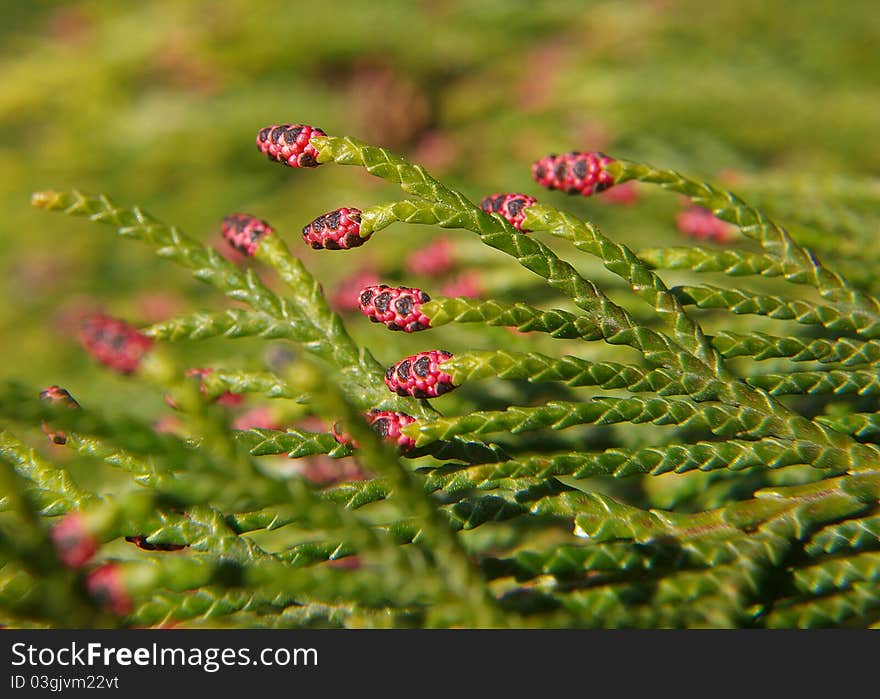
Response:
[2,0,879,421]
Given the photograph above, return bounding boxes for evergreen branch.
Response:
[254,234,417,411]
[792,551,880,596]
[0,430,93,514]
[422,297,603,340]
[405,396,792,447]
[570,473,878,546]
[0,451,108,627]
[523,203,720,366]
[315,137,693,371]
[746,369,880,397]
[199,370,301,402]
[804,514,880,556]
[319,138,867,463]
[608,159,876,306]
[816,412,880,439]
[444,350,692,395]
[637,246,785,278]
[187,604,421,629]
[30,190,426,416]
[481,541,684,581]
[611,158,880,368]
[0,383,221,473]
[765,582,880,628]
[293,359,507,627]
[672,284,880,337]
[145,309,301,341]
[313,135,471,210]
[712,330,880,365]
[422,437,845,493]
[233,427,351,458]
[62,433,260,507]
[130,587,299,628]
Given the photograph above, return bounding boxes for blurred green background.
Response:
[2,0,879,419]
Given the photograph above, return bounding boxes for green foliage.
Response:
[2,121,879,628]
[3,1,880,629]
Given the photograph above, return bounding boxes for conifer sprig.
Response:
[5,127,877,628]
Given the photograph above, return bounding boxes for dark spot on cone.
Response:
[375,292,391,312]
[506,198,525,217]
[284,126,304,143]
[413,356,430,377]
[397,360,411,380]
[554,161,568,181]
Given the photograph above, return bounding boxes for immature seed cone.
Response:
[440,271,483,299]
[332,410,418,451]
[385,350,455,398]
[302,207,367,250]
[40,385,79,445]
[50,513,98,568]
[221,213,275,257]
[80,314,153,375]
[406,237,455,277]
[532,151,615,196]
[86,563,132,616]
[256,123,325,168]
[366,410,417,450]
[479,193,537,231]
[358,284,431,332]
[676,205,733,243]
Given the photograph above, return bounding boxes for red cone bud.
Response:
[479,193,537,231]
[406,237,454,277]
[256,123,325,168]
[86,563,132,616]
[221,213,274,257]
[302,208,367,250]
[50,513,98,568]
[358,284,431,332]
[331,410,418,451]
[385,350,455,398]
[676,206,733,243]
[80,314,153,375]
[532,152,615,196]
